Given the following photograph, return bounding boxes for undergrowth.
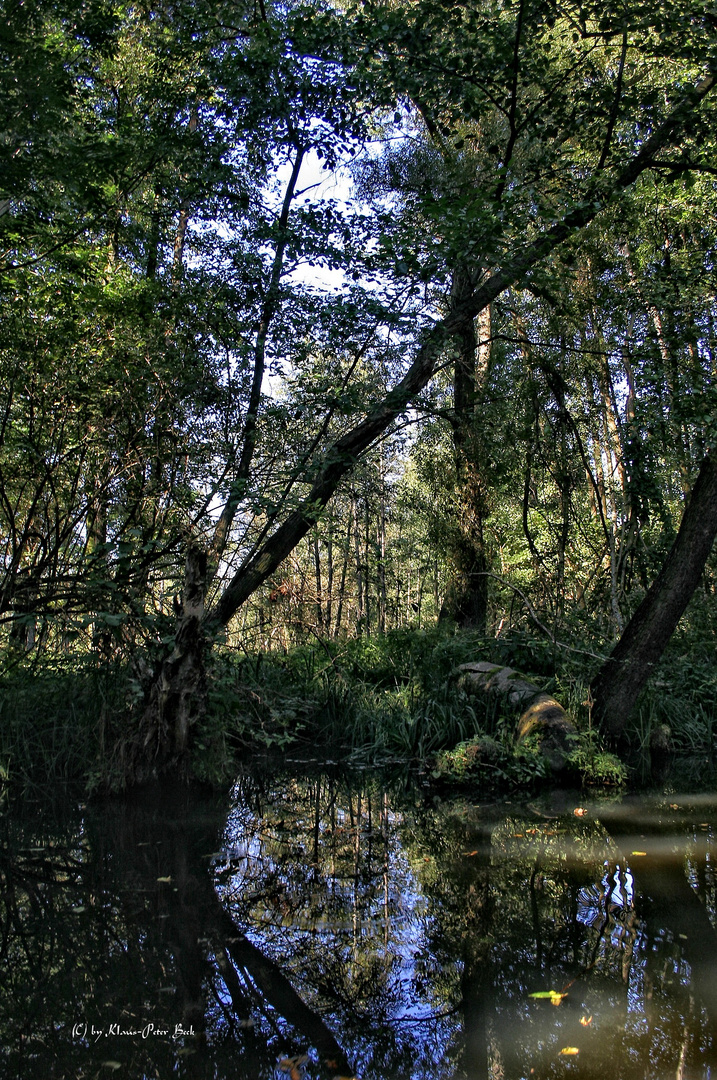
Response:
[1,620,714,792]
[0,655,135,792]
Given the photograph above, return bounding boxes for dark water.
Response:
[1,771,716,1080]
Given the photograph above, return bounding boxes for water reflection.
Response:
[1,776,716,1078]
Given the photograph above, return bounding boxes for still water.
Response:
[1,769,716,1079]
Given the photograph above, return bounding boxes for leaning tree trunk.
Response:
[136,80,717,775]
[591,452,717,741]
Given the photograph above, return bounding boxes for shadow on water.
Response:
[1,770,716,1079]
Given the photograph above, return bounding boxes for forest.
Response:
[1,0,717,792]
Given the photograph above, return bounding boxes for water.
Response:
[1,771,716,1079]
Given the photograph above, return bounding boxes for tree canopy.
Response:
[2,0,716,769]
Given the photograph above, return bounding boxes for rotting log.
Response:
[457,662,577,773]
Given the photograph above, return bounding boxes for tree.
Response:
[3,0,717,770]
[591,452,717,741]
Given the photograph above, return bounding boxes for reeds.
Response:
[0,656,133,790]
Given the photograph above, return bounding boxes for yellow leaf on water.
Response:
[631,851,647,857]
[156,876,172,883]
[573,807,587,817]
[529,990,566,1005]
[579,1015,593,1026]
[559,1047,580,1056]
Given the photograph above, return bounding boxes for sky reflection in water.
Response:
[0,775,716,1079]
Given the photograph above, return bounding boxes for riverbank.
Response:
[1,626,714,794]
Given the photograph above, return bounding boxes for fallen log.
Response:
[457,662,577,773]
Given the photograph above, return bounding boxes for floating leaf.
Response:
[559,1047,580,1056]
[156,876,172,883]
[462,850,478,857]
[529,990,566,1005]
[631,851,647,857]
[279,1055,308,1077]
[670,804,680,810]
[579,1015,593,1026]
[573,807,587,817]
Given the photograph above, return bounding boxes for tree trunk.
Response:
[443,268,491,630]
[591,452,717,740]
[352,497,364,633]
[458,661,577,773]
[333,510,352,638]
[138,76,717,770]
[141,542,208,768]
[377,449,387,634]
[312,530,324,633]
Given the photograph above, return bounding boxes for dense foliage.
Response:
[1,0,716,785]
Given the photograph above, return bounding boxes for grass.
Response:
[0,654,136,791]
[1,619,714,792]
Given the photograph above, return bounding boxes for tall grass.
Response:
[247,626,503,762]
[0,657,135,791]
[253,623,717,772]
[2,619,713,792]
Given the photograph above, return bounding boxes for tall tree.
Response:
[3,0,717,769]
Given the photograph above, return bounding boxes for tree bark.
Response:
[458,661,577,772]
[141,542,208,766]
[591,452,717,740]
[443,268,491,631]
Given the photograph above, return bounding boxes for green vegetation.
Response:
[1,614,715,793]
[1,0,716,789]
[196,625,713,790]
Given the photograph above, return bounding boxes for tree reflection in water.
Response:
[0,776,716,1078]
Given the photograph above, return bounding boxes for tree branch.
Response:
[205,65,717,630]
